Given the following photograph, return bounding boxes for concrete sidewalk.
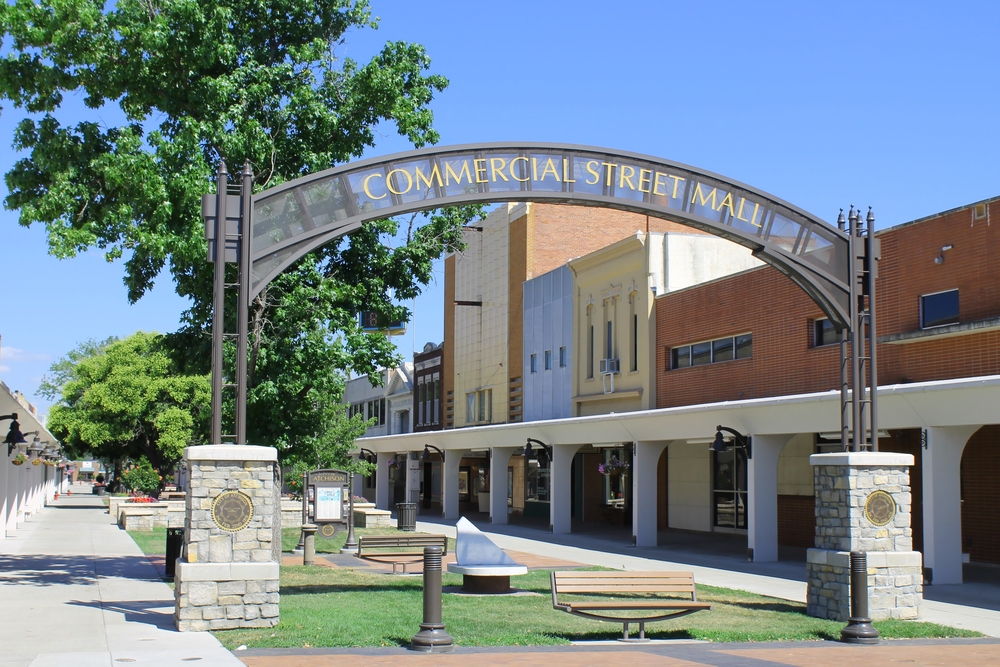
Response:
[414,517,1000,638]
[0,494,242,667]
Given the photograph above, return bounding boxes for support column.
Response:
[489,448,516,525]
[442,449,465,520]
[550,445,579,534]
[6,459,18,536]
[405,452,421,505]
[376,452,391,511]
[923,425,979,585]
[0,450,7,541]
[633,441,668,547]
[748,435,790,562]
[16,465,27,526]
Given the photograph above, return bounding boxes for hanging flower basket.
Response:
[598,456,630,477]
[32,458,42,466]
[11,454,27,466]
[387,459,399,469]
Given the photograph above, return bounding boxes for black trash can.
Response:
[396,502,417,532]
[165,528,184,577]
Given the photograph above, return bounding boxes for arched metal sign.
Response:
[243,143,850,326]
[203,143,878,456]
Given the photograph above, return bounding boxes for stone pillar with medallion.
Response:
[806,452,922,621]
[174,445,282,631]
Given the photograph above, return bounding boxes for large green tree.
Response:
[1,0,477,454]
[41,332,211,483]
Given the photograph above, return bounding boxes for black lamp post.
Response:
[421,444,443,461]
[2,414,27,456]
[710,425,752,459]
[524,438,552,463]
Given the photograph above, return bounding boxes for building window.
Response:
[366,398,385,426]
[814,318,838,347]
[602,447,629,508]
[712,447,747,529]
[559,346,567,368]
[432,374,440,424]
[416,378,425,425]
[606,320,614,360]
[466,389,492,424]
[530,353,537,374]
[920,289,959,329]
[466,393,475,424]
[525,458,550,503]
[587,325,594,379]
[630,313,638,372]
[671,334,752,369]
[544,350,552,371]
[974,203,987,219]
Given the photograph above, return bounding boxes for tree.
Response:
[1,0,479,453]
[43,332,211,483]
[286,402,375,497]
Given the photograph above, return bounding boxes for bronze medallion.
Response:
[211,490,254,532]
[320,523,337,538]
[864,490,896,527]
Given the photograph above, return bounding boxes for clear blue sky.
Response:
[2,1,998,414]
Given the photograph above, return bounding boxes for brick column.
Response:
[806,452,922,621]
[174,445,281,631]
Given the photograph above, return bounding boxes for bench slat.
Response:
[556,585,697,593]
[553,571,695,579]
[563,601,712,610]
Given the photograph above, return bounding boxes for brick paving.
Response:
[236,639,1000,667]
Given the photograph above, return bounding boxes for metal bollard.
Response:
[840,551,880,644]
[302,524,318,566]
[410,546,454,652]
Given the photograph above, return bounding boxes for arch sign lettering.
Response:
[204,143,878,453]
[241,144,850,326]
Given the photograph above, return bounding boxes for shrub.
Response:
[121,459,161,495]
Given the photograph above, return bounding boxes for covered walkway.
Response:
[0,491,242,667]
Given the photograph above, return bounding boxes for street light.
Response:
[710,425,752,459]
[422,444,443,461]
[524,438,552,463]
[359,448,376,465]
[2,414,27,456]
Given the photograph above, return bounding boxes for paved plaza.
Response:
[3,495,1000,666]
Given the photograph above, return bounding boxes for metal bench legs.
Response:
[622,621,648,642]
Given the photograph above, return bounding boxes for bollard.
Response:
[841,551,880,644]
[410,546,454,652]
[302,524,318,566]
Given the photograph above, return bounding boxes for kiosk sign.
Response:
[304,469,350,538]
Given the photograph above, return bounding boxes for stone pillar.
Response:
[375,452,391,511]
[806,452,922,621]
[748,435,790,562]
[174,445,281,632]
[489,448,516,525]
[633,441,667,547]
[442,449,464,520]
[923,426,978,585]
[550,445,580,534]
[0,450,7,542]
[6,456,18,536]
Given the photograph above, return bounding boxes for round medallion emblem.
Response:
[211,491,254,532]
[319,523,337,538]
[864,490,896,527]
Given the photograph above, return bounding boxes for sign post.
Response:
[304,469,350,540]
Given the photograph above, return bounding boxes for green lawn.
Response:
[128,527,168,555]
[210,565,981,649]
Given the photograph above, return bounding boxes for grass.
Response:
[209,565,982,649]
[128,527,168,555]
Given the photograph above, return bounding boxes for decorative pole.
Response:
[410,546,454,652]
[841,551,880,644]
[343,471,358,552]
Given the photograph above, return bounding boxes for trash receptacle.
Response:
[396,502,417,532]
[166,528,184,577]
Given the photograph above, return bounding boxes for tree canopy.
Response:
[42,332,211,476]
[2,0,479,454]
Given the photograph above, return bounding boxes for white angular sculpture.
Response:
[447,517,527,592]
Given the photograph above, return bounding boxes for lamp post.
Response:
[343,466,360,553]
[524,438,552,463]
[2,414,27,456]
[709,425,752,459]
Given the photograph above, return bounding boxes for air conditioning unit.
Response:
[599,358,620,374]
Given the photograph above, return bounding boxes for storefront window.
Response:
[712,447,748,528]
[525,459,549,502]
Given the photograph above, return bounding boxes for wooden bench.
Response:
[354,534,448,574]
[551,571,712,641]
